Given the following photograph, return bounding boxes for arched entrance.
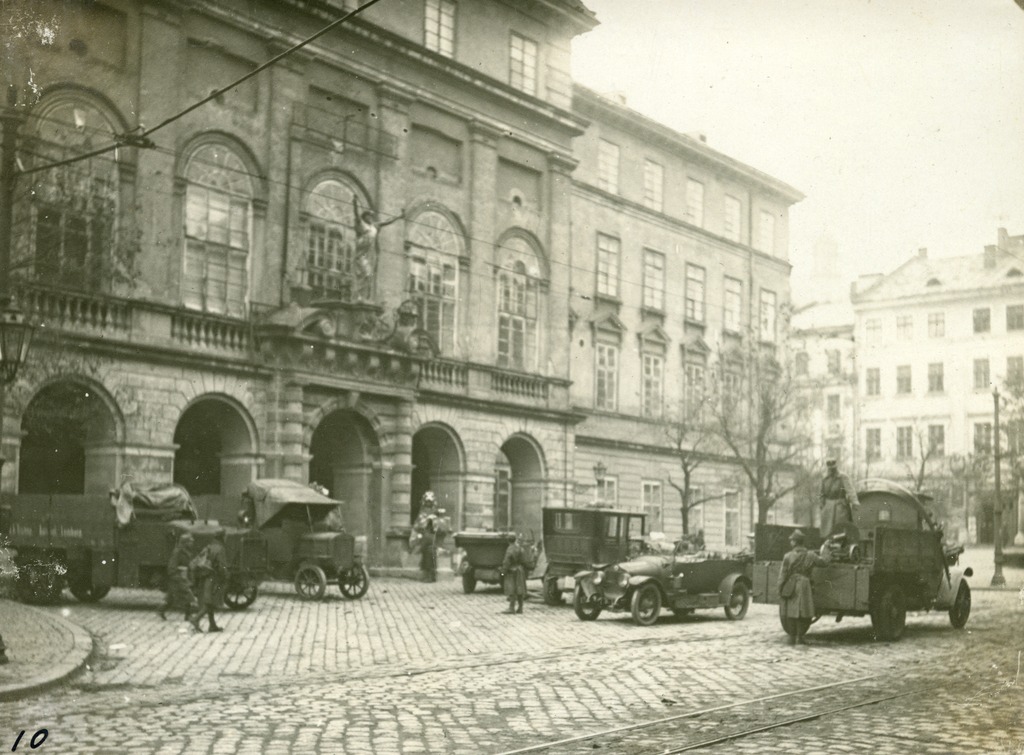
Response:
[309,409,381,547]
[173,396,256,497]
[19,379,121,493]
[495,434,546,535]
[411,424,464,524]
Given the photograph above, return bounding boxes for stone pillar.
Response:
[382,400,414,568]
[545,152,577,388]
[83,444,123,493]
[264,378,308,480]
[511,477,546,537]
[374,83,414,309]
[122,444,178,485]
[467,121,501,363]
[463,472,496,531]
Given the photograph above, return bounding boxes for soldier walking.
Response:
[159,532,198,622]
[190,531,227,633]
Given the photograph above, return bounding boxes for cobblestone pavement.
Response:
[1,576,1022,754]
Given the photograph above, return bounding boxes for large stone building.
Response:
[3,0,801,565]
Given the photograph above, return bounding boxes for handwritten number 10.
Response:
[11,729,47,751]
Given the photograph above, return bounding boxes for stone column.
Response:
[373,83,414,309]
[467,121,501,363]
[545,152,577,388]
[264,377,308,480]
[463,472,497,531]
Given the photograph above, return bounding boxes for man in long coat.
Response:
[159,532,198,622]
[501,534,534,615]
[191,531,228,633]
[778,529,829,645]
[819,459,860,538]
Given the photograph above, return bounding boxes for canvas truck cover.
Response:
[243,479,344,528]
[112,482,198,526]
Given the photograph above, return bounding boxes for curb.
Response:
[0,606,95,702]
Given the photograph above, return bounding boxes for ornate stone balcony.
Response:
[419,357,570,411]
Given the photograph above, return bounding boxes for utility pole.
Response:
[991,388,1006,586]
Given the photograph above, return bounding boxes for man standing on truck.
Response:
[190,531,228,633]
[159,532,198,622]
[819,459,859,538]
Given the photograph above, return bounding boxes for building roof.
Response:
[791,299,854,334]
[852,250,1024,304]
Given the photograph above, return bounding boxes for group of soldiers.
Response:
[158,530,228,633]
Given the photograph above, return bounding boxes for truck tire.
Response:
[224,580,258,610]
[724,581,750,621]
[69,581,111,603]
[870,585,907,641]
[294,564,327,600]
[573,584,602,621]
[461,569,477,594]
[338,564,370,599]
[948,582,971,629]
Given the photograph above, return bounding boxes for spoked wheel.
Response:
[948,582,971,629]
[870,585,907,641]
[630,583,662,626]
[294,564,327,601]
[17,561,65,605]
[224,580,259,610]
[573,584,602,621]
[338,564,370,599]
[724,581,751,621]
[542,576,564,606]
[461,570,477,594]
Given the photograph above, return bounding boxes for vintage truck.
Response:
[3,483,267,607]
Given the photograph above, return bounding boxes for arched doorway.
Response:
[173,396,256,497]
[411,424,464,524]
[309,409,381,547]
[19,380,120,494]
[495,434,546,535]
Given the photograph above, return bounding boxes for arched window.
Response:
[183,143,253,316]
[406,209,463,354]
[305,178,359,299]
[25,96,120,291]
[496,236,542,371]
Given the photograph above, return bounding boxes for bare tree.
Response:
[709,344,814,525]
[902,422,941,492]
[662,395,719,535]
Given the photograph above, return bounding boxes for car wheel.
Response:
[573,584,602,621]
[948,582,971,629]
[630,583,661,626]
[339,564,370,599]
[461,570,477,594]
[778,605,797,637]
[224,580,258,610]
[294,564,327,600]
[543,576,564,606]
[69,580,110,603]
[724,581,750,621]
[871,584,907,641]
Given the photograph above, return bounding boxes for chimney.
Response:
[917,247,928,259]
[984,244,997,269]
[998,227,1009,249]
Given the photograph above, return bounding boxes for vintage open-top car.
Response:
[240,479,369,601]
[752,478,973,641]
[573,537,753,625]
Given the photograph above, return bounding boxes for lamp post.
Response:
[991,389,1006,587]
[0,87,36,665]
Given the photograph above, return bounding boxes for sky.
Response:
[570,0,1024,292]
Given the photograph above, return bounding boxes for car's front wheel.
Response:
[948,582,971,629]
[573,584,602,621]
[630,583,661,626]
[724,580,750,621]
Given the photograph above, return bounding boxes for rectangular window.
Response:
[595,343,618,411]
[642,480,664,533]
[685,264,706,322]
[408,252,458,353]
[928,362,944,393]
[1008,356,1024,385]
[759,289,777,342]
[865,318,881,343]
[509,33,537,95]
[896,426,913,460]
[597,139,620,194]
[724,490,741,547]
[642,249,665,311]
[643,160,663,212]
[827,394,840,421]
[865,367,880,396]
[795,352,809,377]
[424,0,456,57]
[974,358,990,390]
[684,363,706,418]
[756,210,775,255]
[723,195,741,242]
[827,350,841,376]
[928,312,945,338]
[596,475,618,507]
[928,425,945,457]
[685,179,704,227]
[896,315,913,340]
[974,423,992,454]
[596,234,620,298]
[865,428,881,461]
[724,276,742,332]
[1007,305,1024,331]
[641,353,664,419]
[974,307,991,333]
[896,365,911,394]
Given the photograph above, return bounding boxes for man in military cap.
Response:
[190,530,228,633]
[159,532,198,622]
[819,458,859,538]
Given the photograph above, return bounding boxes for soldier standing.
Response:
[500,533,534,615]
[190,531,227,633]
[159,532,198,622]
[778,529,830,645]
[819,458,859,538]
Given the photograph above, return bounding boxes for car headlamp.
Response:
[593,571,604,585]
[617,571,629,587]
